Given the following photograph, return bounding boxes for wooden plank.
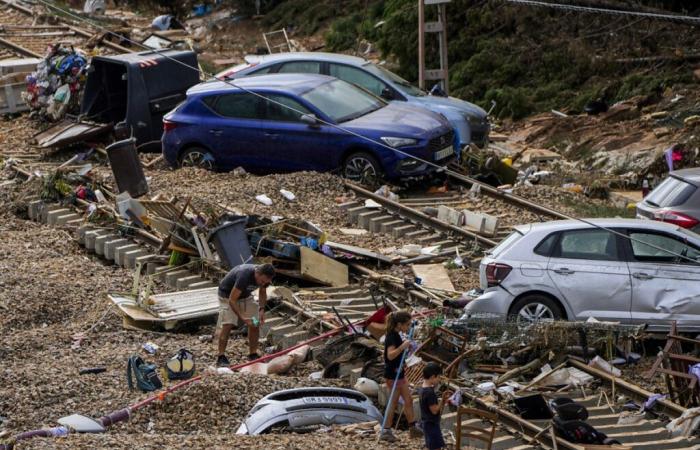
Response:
[412,263,455,291]
[300,246,349,287]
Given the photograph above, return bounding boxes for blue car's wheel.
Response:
[343,152,382,186]
[179,147,215,171]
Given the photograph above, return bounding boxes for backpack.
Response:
[166,349,195,381]
[127,355,162,392]
[550,398,621,446]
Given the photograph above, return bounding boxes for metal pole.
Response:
[438,3,449,94]
[418,0,425,90]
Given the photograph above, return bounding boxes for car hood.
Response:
[410,95,487,120]
[342,102,450,136]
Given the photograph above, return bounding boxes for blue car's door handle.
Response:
[264,132,279,139]
[209,129,222,136]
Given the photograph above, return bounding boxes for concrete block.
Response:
[463,209,499,236]
[147,262,165,275]
[84,229,110,251]
[27,200,44,221]
[368,215,393,233]
[405,229,429,240]
[164,269,192,288]
[39,204,63,223]
[392,225,416,238]
[46,208,71,225]
[357,211,382,229]
[176,275,204,290]
[338,201,361,211]
[380,220,405,234]
[125,249,150,269]
[437,205,463,226]
[65,218,84,227]
[346,206,369,222]
[55,213,80,226]
[103,238,130,260]
[76,225,96,245]
[94,234,119,256]
[188,280,216,290]
[134,255,155,270]
[114,244,140,266]
[417,233,443,245]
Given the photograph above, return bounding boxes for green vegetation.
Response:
[260,0,699,118]
[561,197,636,219]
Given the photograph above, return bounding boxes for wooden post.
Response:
[418,0,425,90]
[438,2,449,94]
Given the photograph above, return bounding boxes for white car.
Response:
[464,219,700,331]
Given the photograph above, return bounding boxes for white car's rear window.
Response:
[489,230,523,257]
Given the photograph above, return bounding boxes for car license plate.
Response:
[434,145,454,160]
[303,397,348,405]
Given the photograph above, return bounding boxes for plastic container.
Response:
[208,217,252,269]
[106,138,148,198]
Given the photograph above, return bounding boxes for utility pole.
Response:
[418,0,450,94]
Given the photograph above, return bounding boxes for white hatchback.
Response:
[464,219,700,332]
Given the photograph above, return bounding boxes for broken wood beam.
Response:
[495,358,541,385]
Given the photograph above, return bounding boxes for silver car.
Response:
[464,219,700,332]
[216,52,490,150]
[637,168,700,233]
[236,387,382,435]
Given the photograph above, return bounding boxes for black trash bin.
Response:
[208,217,252,269]
[106,138,149,198]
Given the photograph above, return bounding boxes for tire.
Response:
[509,294,564,323]
[342,151,383,187]
[178,147,215,171]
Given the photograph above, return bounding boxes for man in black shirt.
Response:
[419,363,451,450]
[216,263,275,367]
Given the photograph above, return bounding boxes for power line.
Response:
[506,0,700,24]
[31,0,700,264]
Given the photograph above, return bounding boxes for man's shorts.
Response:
[217,296,258,327]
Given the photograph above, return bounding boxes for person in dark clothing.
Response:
[419,363,451,450]
[379,310,422,442]
[216,263,275,367]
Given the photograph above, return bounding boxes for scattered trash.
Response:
[588,356,621,377]
[280,189,296,202]
[373,185,399,202]
[79,367,107,375]
[354,377,379,396]
[255,194,273,206]
[142,342,159,355]
[364,199,382,209]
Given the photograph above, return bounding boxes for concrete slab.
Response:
[94,234,119,256]
[46,208,71,225]
[55,213,80,226]
[176,275,204,290]
[392,224,416,238]
[103,238,129,260]
[188,280,216,290]
[357,211,382,229]
[368,215,393,233]
[39,204,63,223]
[125,249,150,269]
[84,229,111,251]
[380,220,405,234]
[114,244,140,265]
[27,200,44,221]
[347,206,370,222]
[164,269,192,288]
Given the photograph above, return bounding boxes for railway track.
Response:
[0,0,130,60]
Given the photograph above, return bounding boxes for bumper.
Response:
[469,122,490,147]
[390,154,455,179]
[462,288,513,317]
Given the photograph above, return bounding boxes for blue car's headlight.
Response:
[380,137,418,148]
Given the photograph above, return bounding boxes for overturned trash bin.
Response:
[208,217,252,269]
[107,138,149,198]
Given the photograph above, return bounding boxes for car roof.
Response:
[188,73,336,95]
[514,218,683,235]
[244,52,368,66]
[670,167,700,185]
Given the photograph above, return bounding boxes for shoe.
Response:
[409,423,424,438]
[216,354,230,367]
[379,429,397,443]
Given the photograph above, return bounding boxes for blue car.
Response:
[216,52,490,151]
[162,73,456,184]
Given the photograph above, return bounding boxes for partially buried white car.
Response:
[464,218,700,332]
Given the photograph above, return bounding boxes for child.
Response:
[380,310,422,442]
[419,362,451,450]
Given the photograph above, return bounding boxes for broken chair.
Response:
[455,407,497,449]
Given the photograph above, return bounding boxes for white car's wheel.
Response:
[510,294,564,323]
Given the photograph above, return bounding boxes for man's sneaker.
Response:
[409,423,424,438]
[379,429,397,443]
[216,354,230,367]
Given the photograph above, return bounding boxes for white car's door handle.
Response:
[553,268,574,275]
[632,272,654,280]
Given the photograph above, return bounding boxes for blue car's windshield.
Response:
[301,79,385,123]
[363,63,426,97]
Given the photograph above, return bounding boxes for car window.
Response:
[263,94,313,122]
[489,230,523,257]
[277,61,321,74]
[329,64,386,97]
[554,229,618,261]
[206,93,263,119]
[629,231,700,264]
[363,63,425,97]
[645,175,696,207]
[534,233,558,257]
[301,79,385,123]
[249,65,275,75]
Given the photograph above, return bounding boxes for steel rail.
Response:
[345,181,498,248]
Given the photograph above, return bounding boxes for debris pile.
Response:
[22,45,88,121]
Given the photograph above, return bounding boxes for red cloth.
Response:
[366,306,389,325]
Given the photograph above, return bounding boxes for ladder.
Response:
[418,0,450,94]
[262,28,292,54]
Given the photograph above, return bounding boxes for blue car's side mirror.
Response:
[301,114,320,127]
